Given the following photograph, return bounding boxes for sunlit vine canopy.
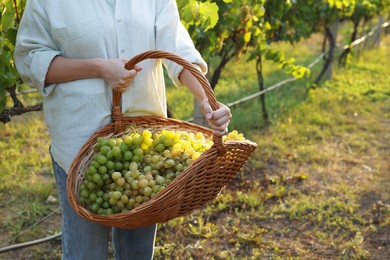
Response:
[1,0,388,119]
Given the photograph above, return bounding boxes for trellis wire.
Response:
[185,51,326,122]
[342,20,389,50]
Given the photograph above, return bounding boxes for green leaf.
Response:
[243,32,251,43]
[0,84,5,114]
[199,2,219,31]
[291,66,310,79]
[1,2,15,29]
[5,28,17,46]
[179,0,219,31]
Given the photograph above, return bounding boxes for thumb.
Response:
[201,99,213,120]
[133,64,143,72]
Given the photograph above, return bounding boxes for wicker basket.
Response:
[67,50,258,229]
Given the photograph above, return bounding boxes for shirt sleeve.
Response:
[14,0,62,97]
[155,0,208,87]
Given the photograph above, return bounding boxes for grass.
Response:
[155,35,390,259]
[0,30,389,259]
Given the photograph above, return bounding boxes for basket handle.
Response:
[111,50,225,152]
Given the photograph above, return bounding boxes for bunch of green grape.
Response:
[78,128,249,215]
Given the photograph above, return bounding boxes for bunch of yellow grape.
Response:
[222,130,247,142]
[79,129,248,215]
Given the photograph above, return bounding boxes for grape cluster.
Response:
[78,128,249,215]
[79,129,214,215]
[222,130,247,142]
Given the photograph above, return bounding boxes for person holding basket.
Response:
[14,0,231,259]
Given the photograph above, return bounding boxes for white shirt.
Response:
[14,0,207,173]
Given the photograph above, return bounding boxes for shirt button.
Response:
[117,19,122,23]
[121,49,126,54]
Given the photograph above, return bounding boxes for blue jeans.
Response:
[52,157,157,260]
